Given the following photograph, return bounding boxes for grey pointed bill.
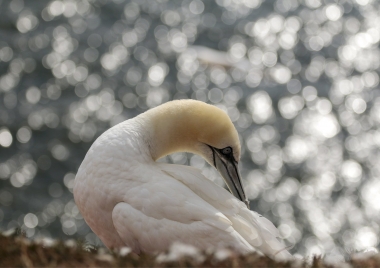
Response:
[210,147,250,208]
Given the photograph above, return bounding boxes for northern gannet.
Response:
[74,99,291,260]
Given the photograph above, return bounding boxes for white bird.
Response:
[74,99,291,260]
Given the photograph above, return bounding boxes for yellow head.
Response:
[142,99,240,163]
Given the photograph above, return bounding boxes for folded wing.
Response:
[161,164,292,260]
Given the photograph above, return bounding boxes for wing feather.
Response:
[112,167,254,254]
[161,164,292,259]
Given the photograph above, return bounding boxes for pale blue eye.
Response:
[222,147,232,155]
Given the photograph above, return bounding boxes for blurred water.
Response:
[0,0,379,261]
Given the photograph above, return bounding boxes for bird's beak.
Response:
[210,147,250,208]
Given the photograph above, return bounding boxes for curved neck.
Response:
[137,100,240,162]
[140,104,200,161]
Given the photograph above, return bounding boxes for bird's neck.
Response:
[138,103,201,161]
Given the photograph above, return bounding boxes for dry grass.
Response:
[0,231,379,268]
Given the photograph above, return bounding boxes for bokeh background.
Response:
[0,0,379,261]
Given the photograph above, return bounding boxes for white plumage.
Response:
[74,100,291,260]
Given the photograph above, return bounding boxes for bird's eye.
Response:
[222,147,232,155]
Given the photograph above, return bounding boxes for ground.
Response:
[0,231,379,268]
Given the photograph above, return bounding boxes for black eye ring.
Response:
[221,147,232,155]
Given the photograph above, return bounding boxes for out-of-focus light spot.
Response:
[287,79,302,94]
[228,106,240,121]
[356,0,371,6]
[325,4,342,21]
[302,86,317,101]
[262,51,277,67]
[279,224,292,238]
[10,0,24,13]
[311,114,340,138]
[63,2,77,17]
[146,88,169,108]
[279,31,297,49]
[269,15,284,33]
[10,172,25,187]
[248,47,262,65]
[47,85,61,100]
[340,45,357,62]
[259,125,277,143]
[224,88,241,105]
[162,10,181,27]
[355,227,378,249]
[252,18,270,37]
[73,66,88,82]
[316,98,332,115]
[319,172,336,189]
[299,185,314,200]
[284,136,311,164]
[278,96,304,119]
[336,79,353,95]
[45,112,60,129]
[124,2,140,21]
[125,68,142,86]
[236,113,252,129]
[62,219,77,235]
[16,12,39,33]
[271,65,291,84]
[247,91,273,124]
[170,31,188,52]
[122,93,137,109]
[64,173,75,192]
[345,136,360,152]
[49,1,64,17]
[189,0,205,15]
[341,160,362,183]
[229,43,246,61]
[304,0,321,8]
[148,64,167,87]
[0,73,18,91]
[101,45,129,72]
[361,179,380,210]
[24,213,38,228]
[308,36,324,51]
[16,126,32,143]
[355,32,372,49]
[267,155,283,171]
[208,88,223,103]
[210,67,228,87]
[51,144,70,161]
[244,0,262,9]
[0,129,13,148]
[0,47,14,62]
[362,72,379,88]
[100,53,118,71]
[86,74,102,90]
[246,135,262,153]
[351,98,367,114]
[99,89,115,107]
[123,31,139,47]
